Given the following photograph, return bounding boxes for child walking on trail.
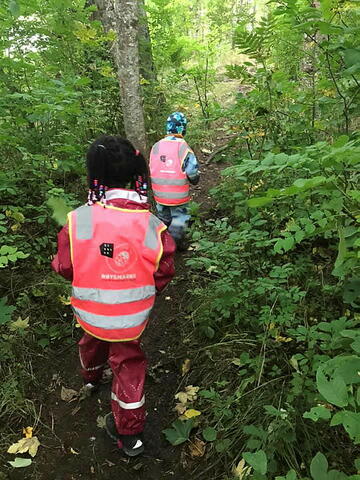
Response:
[149,112,200,250]
[51,136,175,457]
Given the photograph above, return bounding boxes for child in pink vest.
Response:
[52,136,175,456]
[149,112,200,250]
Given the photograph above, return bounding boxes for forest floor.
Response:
[4,143,227,480]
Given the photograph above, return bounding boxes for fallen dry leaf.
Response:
[175,391,189,404]
[189,438,206,458]
[23,427,33,439]
[61,386,78,403]
[97,415,106,429]
[233,459,252,479]
[185,385,199,401]
[174,385,200,405]
[174,403,187,415]
[10,317,30,331]
[8,437,40,457]
[181,358,191,376]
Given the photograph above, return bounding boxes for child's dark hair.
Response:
[86,136,148,204]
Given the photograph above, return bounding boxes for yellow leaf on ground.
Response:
[8,436,40,457]
[233,459,252,479]
[189,438,206,458]
[181,358,191,376]
[23,427,33,438]
[184,409,201,419]
[275,335,293,343]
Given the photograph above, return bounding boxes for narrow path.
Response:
[8,151,224,480]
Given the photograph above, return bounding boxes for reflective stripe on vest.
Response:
[73,306,151,330]
[145,214,164,250]
[72,285,155,304]
[76,205,93,240]
[152,190,190,200]
[151,177,188,186]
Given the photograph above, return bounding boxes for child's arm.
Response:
[51,223,73,281]
[183,151,200,185]
[154,230,176,293]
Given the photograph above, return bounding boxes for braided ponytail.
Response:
[86,136,149,202]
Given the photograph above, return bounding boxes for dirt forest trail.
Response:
[7,146,226,480]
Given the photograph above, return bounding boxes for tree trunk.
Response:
[94,0,148,156]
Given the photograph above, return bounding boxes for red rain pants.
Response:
[78,333,146,436]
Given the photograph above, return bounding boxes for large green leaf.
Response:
[331,411,360,444]
[303,406,331,422]
[243,450,267,475]
[316,367,348,407]
[202,427,217,442]
[343,278,360,305]
[310,452,328,480]
[247,196,273,208]
[343,49,360,68]
[47,197,72,226]
[163,419,194,446]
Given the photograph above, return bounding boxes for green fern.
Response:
[234,15,278,61]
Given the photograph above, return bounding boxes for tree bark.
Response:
[94,0,148,156]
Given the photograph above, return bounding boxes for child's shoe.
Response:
[82,382,100,395]
[104,412,144,457]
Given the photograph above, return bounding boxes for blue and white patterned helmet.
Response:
[166,112,187,136]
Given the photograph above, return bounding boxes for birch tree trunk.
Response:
[94,0,148,155]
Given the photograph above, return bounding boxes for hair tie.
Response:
[135,149,140,156]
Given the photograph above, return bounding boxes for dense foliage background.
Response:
[0,0,359,478]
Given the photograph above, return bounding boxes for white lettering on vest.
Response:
[101,273,137,280]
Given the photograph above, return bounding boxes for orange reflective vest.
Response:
[149,137,191,206]
[68,203,166,342]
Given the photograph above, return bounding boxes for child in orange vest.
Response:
[149,112,200,250]
[52,136,175,456]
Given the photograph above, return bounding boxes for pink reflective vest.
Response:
[68,203,166,342]
[149,137,192,206]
